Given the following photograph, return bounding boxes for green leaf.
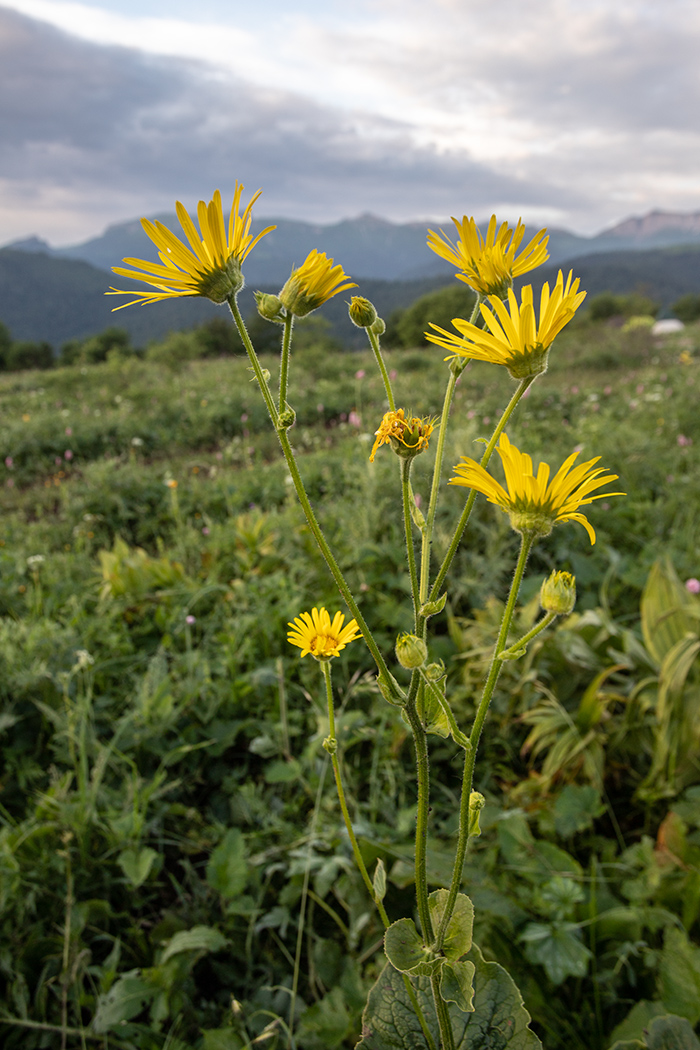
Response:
[117,847,159,888]
[356,943,542,1049]
[416,683,450,738]
[659,926,700,1023]
[553,784,604,838]
[160,925,227,964]
[428,889,474,961]
[384,918,436,976]
[373,859,387,903]
[641,557,697,666]
[419,593,447,619]
[206,828,248,900]
[264,758,302,783]
[201,1031,245,1050]
[608,1001,667,1045]
[646,1015,700,1050]
[439,960,475,1013]
[93,969,154,1033]
[520,922,591,984]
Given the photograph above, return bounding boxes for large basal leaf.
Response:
[355,943,542,1050]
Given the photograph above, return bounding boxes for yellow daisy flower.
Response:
[287,607,362,660]
[108,186,275,308]
[427,215,549,298]
[369,409,436,462]
[279,250,356,317]
[449,433,623,544]
[426,271,586,379]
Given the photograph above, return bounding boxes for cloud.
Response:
[0,5,587,244]
[1,0,700,245]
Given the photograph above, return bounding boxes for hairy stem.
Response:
[366,324,396,411]
[428,375,535,606]
[279,311,294,414]
[434,532,534,952]
[402,457,421,621]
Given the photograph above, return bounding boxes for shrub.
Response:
[390,283,477,348]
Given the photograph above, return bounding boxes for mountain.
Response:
[10,207,700,284]
[3,208,700,349]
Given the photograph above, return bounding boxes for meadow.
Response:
[1,313,700,1050]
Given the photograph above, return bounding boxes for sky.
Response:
[1,0,700,246]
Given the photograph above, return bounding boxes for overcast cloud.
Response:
[1,0,699,245]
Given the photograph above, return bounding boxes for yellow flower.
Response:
[287,607,362,659]
[369,409,436,462]
[449,433,623,544]
[427,215,549,298]
[279,250,356,317]
[108,186,275,308]
[426,271,586,379]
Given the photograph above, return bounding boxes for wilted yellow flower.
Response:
[369,409,436,462]
[109,186,275,308]
[279,250,356,317]
[450,433,623,544]
[287,607,362,659]
[426,271,586,379]
[427,215,549,298]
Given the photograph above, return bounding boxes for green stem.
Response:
[366,325,396,411]
[417,295,482,613]
[289,751,328,1047]
[229,295,398,697]
[434,532,534,952]
[431,974,456,1050]
[403,698,433,944]
[228,297,279,427]
[418,670,471,750]
[419,368,457,610]
[320,663,437,1050]
[402,458,420,621]
[498,611,556,659]
[320,661,390,927]
[279,312,294,414]
[427,376,535,607]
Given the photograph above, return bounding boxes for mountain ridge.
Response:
[7,208,700,285]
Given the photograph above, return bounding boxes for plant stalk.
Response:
[434,532,534,951]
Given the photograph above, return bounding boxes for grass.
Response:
[0,317,699,1049]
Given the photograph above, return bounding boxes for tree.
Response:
[6,340,54,371]
[0,321,12,370]
[387,283,477,348]
[672,293,700,324]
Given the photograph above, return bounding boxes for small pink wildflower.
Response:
[64,450,73,461]
[355,369,366,380]
[678,434,692,447]
[685,578,700,594]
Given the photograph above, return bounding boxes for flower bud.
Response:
[540,570,576,615]
[255,291,286,323]
[370,316,386,336]
[395,632,428,669]
[348,296,378,328]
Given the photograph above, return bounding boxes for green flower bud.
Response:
[468,792,485,837]
[395,632,428,669]
[255,291,286,323]
[348,296,378,328]
[424,660,446,682]
[370,316,386,336]
[540,570,576,615]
